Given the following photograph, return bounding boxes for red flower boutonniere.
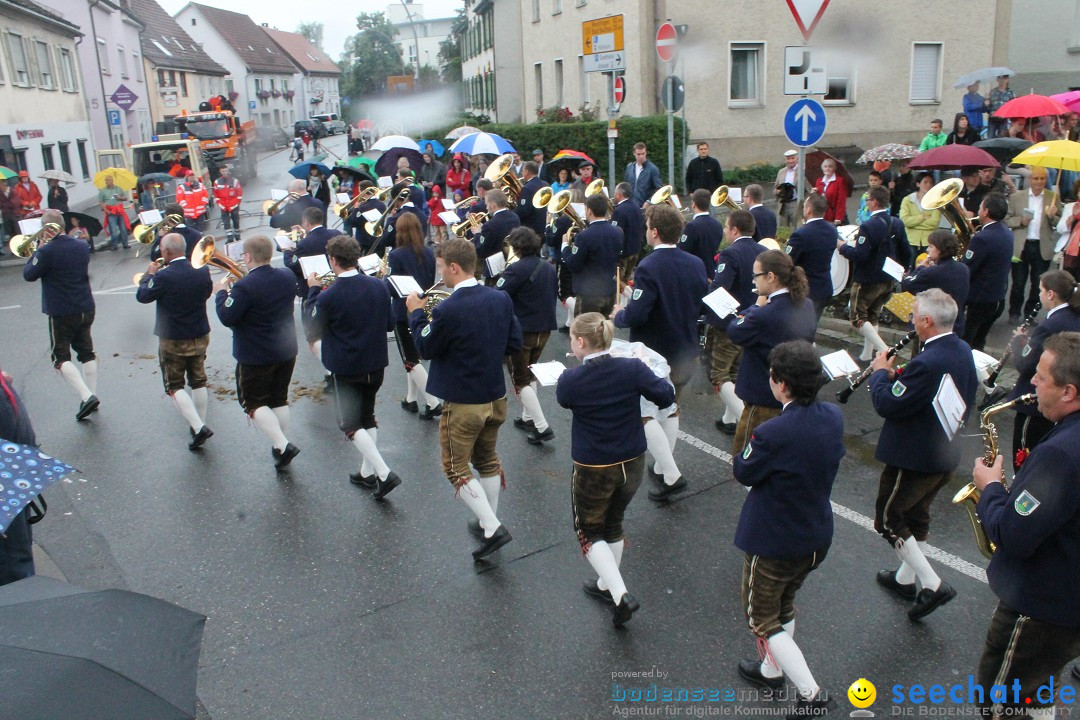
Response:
[1015,448,1030,468]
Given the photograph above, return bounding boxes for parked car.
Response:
[250,125,291,152]
[294,119,327,139]
[311,113,346,135]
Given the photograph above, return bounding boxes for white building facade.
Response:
[262,26,340,123]
[387,1,454,72]
[461,0,521,123]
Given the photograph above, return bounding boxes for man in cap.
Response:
[774,150,803,228]
[532,149,549,183]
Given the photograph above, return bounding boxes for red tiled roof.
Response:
[187,2,296,74]
[263,27,339,76]
[129,0,227,75]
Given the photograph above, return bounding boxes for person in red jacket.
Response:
[176,171,208,231]
[812,158,849,225]
[445,154,472,199]
[12,171,42,220]
[213,166,243,242]
[427,185,447,245]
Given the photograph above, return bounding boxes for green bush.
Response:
[723,163,783,186]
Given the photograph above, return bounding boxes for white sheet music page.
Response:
[358,254,381,275]
[388,275,422,297]
[298,254,331,278]
[820,349,861,380]
[882,256,905,282]
[702,286,740,319]
[933,373,966,441]
[530,361,567,386]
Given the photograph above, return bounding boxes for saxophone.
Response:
[951,393,1036,558]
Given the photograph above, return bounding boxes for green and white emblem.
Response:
[1021,343,1032,357]
[632,288,642,301]
[965,250,974,260]
[148,278,154,288]
[421,324,431,337]
[742,442,753,460]
[224,296,234,308]
[891,380,907,397]
[1014,489,1040,516]
[857,236,866,245]
[717,263,726,274]
[496,277,505,287]
[571,245,579,254]
[679,234,688,243]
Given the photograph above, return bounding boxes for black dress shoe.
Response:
[908,581,957,620]
[647,465,664,485]
[526,427,555,445]
[787,692,836,720]
[188,426,214,450]
[418,403,443,420]
[583,579,614,605]
[400,399,419,413]
[272,443,300,470]
[467,518,484,537]
[737,658,784,690]
[513,417,536,431]
[472,525,512,560]
[648,477,688,502]
[558,325,570,334]
[876,569,917,600]
[349,471,376,488]
[612,593,639,627]
[715,420,736,435]
[76,395,99,420]
[372,472,401,499]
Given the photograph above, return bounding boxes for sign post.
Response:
[783,98,827,208]
[584,15,625,190]
[656,22,679,187]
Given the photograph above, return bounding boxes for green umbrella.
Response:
[342,156,376,172]
[0,166,18,180]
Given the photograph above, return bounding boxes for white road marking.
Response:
[679,430,989,584]
[0,304,21,310]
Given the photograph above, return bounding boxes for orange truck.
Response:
[174,95,257,181]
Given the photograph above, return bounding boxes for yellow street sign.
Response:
[582,15,624,56]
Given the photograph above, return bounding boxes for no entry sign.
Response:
[656,22,677,63]
[613,76,625,106]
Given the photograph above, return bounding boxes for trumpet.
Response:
[333,185,391,219]
[451,211,488,238]
[710,185,742,212]
[365,188,411,239]
[262,192,300,217]
[585,178,615,214]
[277,225,307,248]
[133,213,183,245]
[546,189,586,243]
[485,153,523,204]
[8,222,62,257]
[133,258,165,285]
[191,235,247,281]
[455,195,479,210]
[836,330,917,404]
[922,178,975,256]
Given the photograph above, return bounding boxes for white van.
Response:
[311,113,346,135]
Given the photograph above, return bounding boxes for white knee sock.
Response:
[409,364,439,408]
[171,389,203,431]
[896,537,940,591]
[586,540,627,605]
[478,474,501,515]
[659,415,678,451]
[272,405,290,435]
[457,478,500,537]
[858,322,888,360]
[191,387,208,422]
[351,429,390,480]
[311,340,322,358]
[360,428,376,476]
[596,539,624,591]
[564,296,576,325]
[644,419,680,484]
[767,631,819,700]
[405,370,418,403]
[519,385,548,432]
[720,382,743,424]
[895,561,916,585]
[59,361,92,401]
[760,620,796,678]
[252,406,288,451]
[82,359,97,394]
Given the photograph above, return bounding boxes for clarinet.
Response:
[836,330,917,404]
[983,302,1041,391]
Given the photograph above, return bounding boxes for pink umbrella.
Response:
[1050,91,1080,111]
[993,94,1070,119]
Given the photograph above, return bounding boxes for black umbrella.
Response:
[332,164,376,185]
[64,211,102,238]
[375,147,423,178]
[974,137,1033,165]
[0,575,207,719]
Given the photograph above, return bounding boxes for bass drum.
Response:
[830,225,860,296]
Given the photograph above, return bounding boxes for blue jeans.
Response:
[106,213,128,247]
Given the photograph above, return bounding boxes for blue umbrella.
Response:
[288,160,331,180]
[416,139,446,157]
[0,442,76,533]
[447,132,515,156]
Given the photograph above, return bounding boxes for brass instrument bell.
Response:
[922,178,975,256]
[8,222,62,258]
[585,178,615,214]
[191,235,247,280]
[484,153,523,204]
[710,185,742,212]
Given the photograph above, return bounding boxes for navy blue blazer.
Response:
[387,245,436,323]
[515,176,549,238]
[961,221,1013,303]
[23,234,94,316]
[215,264,298,365]
[135,258,212,339]
[269,195,324,231]
[838,211,910,285]
[679,213,724,278]
[734,402,845,558]
[727,292,818,407]
[624,161,661,206]
[706,237,764,329]
[786,219,838,304]
[152,224,203,261]
[409,283,523,403]
[614,246,708,370]
[612,200,644,258]
[750,205,778,242]
[978,410,1080,626]
[556,354,675,466]
[545,214,572,262]
[495,255,558,333]
[345,198,385,252]
[901,257,971,336]
[304,272,395,376]
[475,209,520,277]
[869,332,977,473]
[382,204,428,251]
[562,220,622,297]
[1010,305,1080,413]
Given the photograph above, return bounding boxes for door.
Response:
[96,149,128,172]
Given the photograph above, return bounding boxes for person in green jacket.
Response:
[918,119,947,151]
[900,172,942,259]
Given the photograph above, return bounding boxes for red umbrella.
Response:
[993,94,1070,119]
[908,144,1000,170]
[805,149,854,195]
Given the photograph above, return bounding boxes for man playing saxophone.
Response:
[971,332,1080,718]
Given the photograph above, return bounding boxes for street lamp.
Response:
[362,27,407,77]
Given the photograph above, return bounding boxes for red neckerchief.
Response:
[0,373,18,417]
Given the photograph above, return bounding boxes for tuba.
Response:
[585,178,615,214]
[922,178,975,256]
[485,154,523,204]
[710,185,742,212]
[951,393,1036,558]
[547,189,586,243]
[133,213,183,245]
[191,235,247,281]
[9,222,62,257]
[365,188,411,239]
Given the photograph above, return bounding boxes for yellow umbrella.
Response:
[92,167,138,191]
[1011,140,1080,172]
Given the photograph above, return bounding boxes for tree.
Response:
[437,8,466,84]
[339,12,404,97]
[296,22,324,51]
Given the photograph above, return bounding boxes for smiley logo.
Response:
[848,678,876,709]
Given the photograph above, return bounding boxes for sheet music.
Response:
[438,211,461,226]
[336,192,351,204]
[377,176,394,188]
[269,188,287,201]
[225,241,244,262]
[358,254,381,275]
[726,187,742,204]
[882,256,905,282]
[701,286,740,319]
[274,234,295,251]
[139,209,163,225]
[933,373,966,441]
[485,252,507,277]
[820,349,861,380]
[18,218,42,235]
[298,254,331,279]
[570,202,586,219]
[388,275,422,297]
[441,199,456,211]
[530,361,567,386]
[971,349,997,373]
[362,209,382,223]
[669,194,682,209]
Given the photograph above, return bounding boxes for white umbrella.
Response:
[445,125,481,140]
[448,132,515,156]
[952,67,1015,89]
[40,169,76,184]
[369,135,420,153]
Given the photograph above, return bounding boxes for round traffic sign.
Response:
[613,76,626,106]
[661,75,684,113]
[656,22,677,63]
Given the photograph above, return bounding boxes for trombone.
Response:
[585,178,615,215]
[8,222,62,257]
[484,153,523,204]
[333,185,391,220]
[133,213,183,245]
[710,185,742,212]
[262,191,300,217]
[365,188,411,239]
[191,235,247,281]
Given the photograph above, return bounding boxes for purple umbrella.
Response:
[375,148,423,178]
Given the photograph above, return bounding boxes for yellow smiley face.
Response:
[848,678,876,709]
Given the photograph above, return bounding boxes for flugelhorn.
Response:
[133,213,183,245]
[191,235,247,281]
[922,178,975,256]
[8,222,62,258]
[585,179,615,214]
[133,258,165,285]
[836,330,917,404]
[451,212,488,238]
[485,154,523,205]
[711,185,742,212]
[262,191,300,217]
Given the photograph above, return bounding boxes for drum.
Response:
[830,225,859,296]
[759,238,781,251]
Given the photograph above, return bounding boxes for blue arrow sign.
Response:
[783,98,826,147]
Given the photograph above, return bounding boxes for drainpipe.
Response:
[398,0,421,79]
[87,0,115,149]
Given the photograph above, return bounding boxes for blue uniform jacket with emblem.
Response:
[135,258,212,339]
[149,224,202,262]
[961,221,1013,303]
[679,213,724,278]
[556,354,675,466]
[705,237,765,330]
[900,257,971,337]
[545,214,572,262]
[345,198,385,251]
[786,219,838,304]
[838,211,910,284]
[409,284,523,403]
[515,176,549,238]
[614,247,708,370]
[727,292,818,407]
[285,226,340,289]
[734,402,845,558]
[869,332,977,473]
[269,195,324,231]
[495,255,557,332]
[215,265,298,365]
[387,245,436,323]
[383,204,428,250]
[304,273,394,376]
[978,410,1080,626]
[1009,305,1080,414]
[749,205,778,242]
[23,234,94,316]
[474,209,520,277]
[562,220,622,297]
[612,200,644,258]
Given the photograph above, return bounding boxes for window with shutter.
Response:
[23,36,40,87]
[910,43,942,104]
[97,37,109,75]
[7,33,30,86]
[35,41,54,90]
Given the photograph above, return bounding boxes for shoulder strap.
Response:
[526,256,545,284]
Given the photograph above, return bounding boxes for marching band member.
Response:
[562,193,622,317]
[270,179,324,232]
[868,289,976,619]
[213,166,243,244]
[495,227,558,445]
[285,206,341,296]
[557,312,675,627]
[149,203,200,262]
[546,186,584,332]
[344,180,385,254]
[304,235,401,499]
[514,161,549,239]
[405,239,523,560]
[614,203,708,502]
[727,250,817,454]
[734,340,843,717]
[22,209,99,420]
[678,189,724,280]
[785,193,838,319]
[136,233,214,449]
[900,229,970,338]
[960,194,1014,351]
[972,332,1080,719]
[175,170,208,232]
[612,182,644,283]
[383,171,429,250]
[1008,269,1080,469]
[472,189,519,284]
[215,235,301,471]
[707,210,765,435]
[388,212,441,419]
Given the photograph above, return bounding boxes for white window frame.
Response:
[532,0,540,22]
[909,42,943,105]
[133,51,142,82]
[578,54,589,107]
[97,37,110,75]
[552,0,562,15]
[554,58,563,106]
[7,32,31,86]
[822,54,855,106]
[35,40,55,89]
[117,44,128,79]
[728,41,765,108]
[534,62,543,108]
